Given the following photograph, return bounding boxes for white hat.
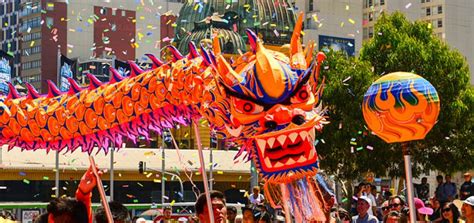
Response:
[358,196,372,207]
[464,196,474,206]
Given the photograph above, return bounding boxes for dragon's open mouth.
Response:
[253,119,321,174]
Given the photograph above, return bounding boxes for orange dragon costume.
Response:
[0,13,333,222]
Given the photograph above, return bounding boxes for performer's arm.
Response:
[76,166,100,223]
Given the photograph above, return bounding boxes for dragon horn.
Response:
[46,80,62,98]
[86,73,103,90]
[199,44,212,67]
[25,83,41,99]
[167,45,184,62]
[67,78,83,95]
[7,82,20,99]
[245,29,258,53]
[109,67,125,84]
[290,12,307,69]
[128,61,144,77]
[188,41,200,59]
[145,54,164,69]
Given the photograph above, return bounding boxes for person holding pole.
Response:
[195,190,228,223]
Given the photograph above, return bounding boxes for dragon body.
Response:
[1,13,333,221]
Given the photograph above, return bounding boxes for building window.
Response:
[121,10,126,17]
[438,6,442,14]
[112,9,116,16]
[380,0,385,5]
[369,12,374,21]
[99,7,107,15]
[46,2,54,11]
[309,0,314,12]
[46,17,53,27]
[363,28,368,39]
[21,60,41,70]
[23,46,41,56]
[369,27,374,38]
[426,7,431,16]
[368,0,373,7]
[437,19,443,28]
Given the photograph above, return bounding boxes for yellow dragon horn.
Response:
[290,12,307,70]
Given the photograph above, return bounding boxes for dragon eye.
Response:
[233,98,264,115]
[291,85,311,104]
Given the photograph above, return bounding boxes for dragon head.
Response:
[206,13,327,183]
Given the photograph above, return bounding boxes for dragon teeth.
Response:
[274,162,284,168]
[277,135,287,145]
[309,128,316,140]
[300,131,308,141]
[264,157,272,168]
[297,156,307,163]
[308,148,316,159]
[256,139,266,155]
[267,137,276,148]
[289,132,298,143]
[286,158,296,165]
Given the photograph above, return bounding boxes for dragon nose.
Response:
[291,115,306,125]
[264,120,278,130]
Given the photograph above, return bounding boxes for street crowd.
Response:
[347,173,474,223]
[1,171,474,223]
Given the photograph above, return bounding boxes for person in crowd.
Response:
[462,196,474,223]
[242,205,257,223]
[95,201,131,223]
[257,212,272,223]
[249,186,265,206]
[351,196,378,223]
[351,186,361,216]
[187,215,199,223]
[389,196,405,213]
[461,173,474,200]
[357,183,367,197]
[45,197,89,223]
[415,197,433,222]
[365,184,377,217]
[160,206,172,222]
[416,177,430,202]
[440,202,460,223]
[383,211,401,223]
[330,207,351,223]
[227,206,237,223]
[444,175,457,202]
[37,165,99,223]
[429,197,443,222]
[34,213,49,223]
[383,190,392,201]
[0,211,16,221]
[381,201,390,219]
[195,190,227,223]
[436,175,448,205]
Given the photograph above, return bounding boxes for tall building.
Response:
[362,0,474,85]
[16,0,184,93]
[0,0,21,80]
[295,0,363,56]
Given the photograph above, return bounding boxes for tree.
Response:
[316,12,474,182]
[317,51,405,181]
[360,12,474,174]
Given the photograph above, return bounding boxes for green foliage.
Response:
[318,12,474,180]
